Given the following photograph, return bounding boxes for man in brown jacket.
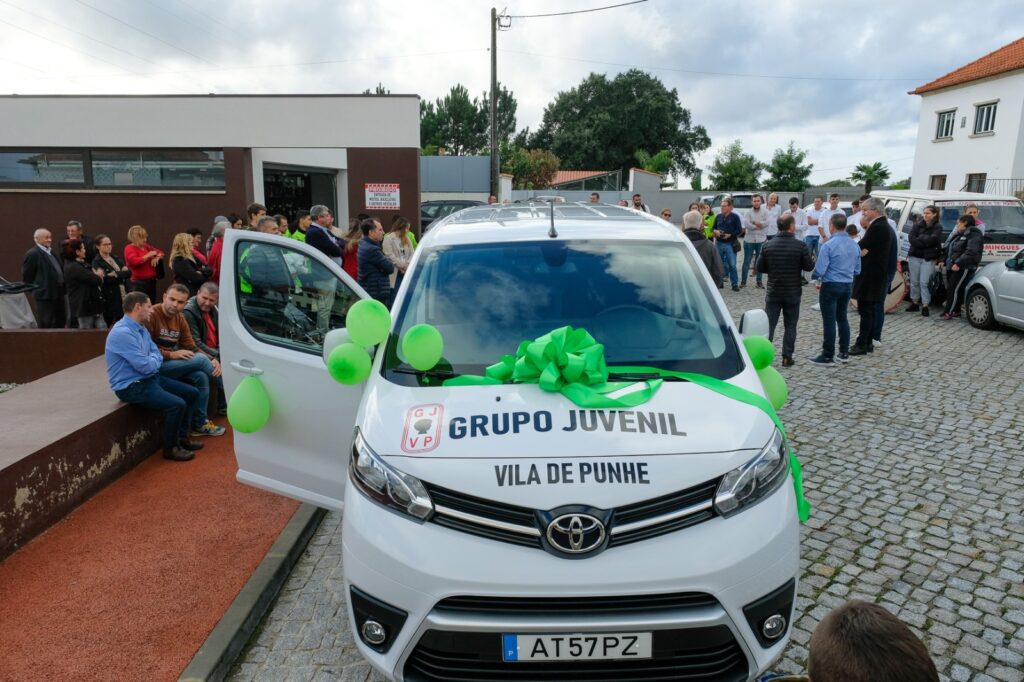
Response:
[145,283,225,437]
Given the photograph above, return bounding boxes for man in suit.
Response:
[21,228,67,328]
[849,197,894,356]
[65,220,97,263]
[305,204,344,267]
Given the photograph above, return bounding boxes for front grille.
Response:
[404,627,748,682]
[423,477,720,552]
[435,592,718,617]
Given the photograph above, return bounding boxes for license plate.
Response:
[502,632,652,662]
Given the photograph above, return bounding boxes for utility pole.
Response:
[489,7,498,199]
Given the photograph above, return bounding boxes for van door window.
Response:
[235,239,360,354]
[884,200,907,225]
[906,201,931,233]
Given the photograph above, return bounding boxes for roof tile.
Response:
[911,36,1024,95]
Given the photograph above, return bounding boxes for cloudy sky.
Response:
[2,0,1021,185]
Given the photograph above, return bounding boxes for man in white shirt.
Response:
[787,197,810,285]
[741,194,770,288]
[764,192,782,240]
[817,193,847,245]
[805,195,826,259]
[847,195,870,242]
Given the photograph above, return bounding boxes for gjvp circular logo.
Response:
[546,513,606,554]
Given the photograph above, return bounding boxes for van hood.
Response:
[358,375,778,508]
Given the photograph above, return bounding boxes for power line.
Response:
[503,49,928,83]
[0,16,140,74]
[138,0,220,39]
[509,0,647,19]
[17,47,490,82]
[0,55,47,75]
[173,0,233,32]
[68,0,214,64]
[0,0,160,65]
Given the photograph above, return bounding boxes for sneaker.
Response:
[921,306,930,317]
[872,339,882,348]
[848,344,872,356]
[838,352,850,363]
[781,356,794,368]
[756,282,764,289]
[178,438,204,451]
[951,311,961,318]
[163,446,195,462]
[906,302,920,312]
[811,302,821,311]
[732,285,740,292]
[740,283,747,289]
[810,354,834,366]
[940,312,954,321]
[191,421,226,437]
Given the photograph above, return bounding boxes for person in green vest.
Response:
[287,210,311,242]
[700,203,716,238]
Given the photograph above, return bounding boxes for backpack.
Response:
[928,269,947,307]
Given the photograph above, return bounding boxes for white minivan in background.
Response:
[219,203,802,681]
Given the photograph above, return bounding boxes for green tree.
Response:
[820,178,854,187]
[889,177,911,190]
[529,69,709,178]
[690,171,703,192]
[501,146,560,189]
[707,140,763,190]
[362,82,390,95]
[420,100,442,154]
[418,85,488,155]
[763,142,813,192]
[634,149,674,175]
[480,83,518,147]
[849,162,891,194]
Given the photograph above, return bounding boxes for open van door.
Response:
[219,230,371,511]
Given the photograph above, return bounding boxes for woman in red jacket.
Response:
[123,224,164,300]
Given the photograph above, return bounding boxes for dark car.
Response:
[421,199,485,230]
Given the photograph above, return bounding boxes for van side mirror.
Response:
[739,309,770,338]
[1006,258,1019,270]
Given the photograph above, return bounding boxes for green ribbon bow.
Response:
[443,326,810,523]
[445,326,663,409]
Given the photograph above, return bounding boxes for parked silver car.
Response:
[965,248,1024,331]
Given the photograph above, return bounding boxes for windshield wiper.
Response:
[391,367,459,380]
[606,371,688,382]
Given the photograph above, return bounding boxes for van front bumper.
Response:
[340,478,800,681]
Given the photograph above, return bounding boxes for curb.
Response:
[178,503,327,682]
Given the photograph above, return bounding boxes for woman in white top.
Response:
[382,216,414,296]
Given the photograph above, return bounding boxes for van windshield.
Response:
[934,201,1024,244]
[384,240,743,385]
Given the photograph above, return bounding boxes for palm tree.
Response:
[849,163,891,194]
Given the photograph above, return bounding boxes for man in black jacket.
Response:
[756,214,814,367]
[184,282,226,415]
[850,197,894,355]
[21,228,67,328]
[305,205,343,266]
[357,218,395,306]
[941,214,984,320]
[682,210,724,288]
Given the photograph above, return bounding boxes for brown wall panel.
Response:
[0,329,107,383]
[0,147,253,296]
[345,148,421,236]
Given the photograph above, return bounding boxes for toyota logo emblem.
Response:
[546,513,606,554]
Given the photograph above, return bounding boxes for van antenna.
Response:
[547,199,558,238]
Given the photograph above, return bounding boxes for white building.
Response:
[909,37,1024,194]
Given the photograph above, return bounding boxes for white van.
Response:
[220,203,801,681]
[870,189,1024,262]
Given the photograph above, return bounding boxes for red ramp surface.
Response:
[0,424,299,681]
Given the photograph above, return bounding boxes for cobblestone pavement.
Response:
[230,281,1024,682]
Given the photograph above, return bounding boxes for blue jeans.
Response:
[160,354,213,429]
[872,271,896,342]
[819,282,853,358]
[115,375,198,452]
[742,242,763,285]
[716,241,738,287]
[804,236,820,259]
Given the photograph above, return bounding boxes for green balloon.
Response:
[402,324,444,371]
[327,342,372,385]
[227,376,271,433]
[744,335,775,371]
[758,366,788,410]
[347,299,391,347]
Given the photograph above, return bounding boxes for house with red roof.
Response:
[909,37,1024,193]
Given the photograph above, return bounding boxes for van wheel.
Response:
[966,289,995,329]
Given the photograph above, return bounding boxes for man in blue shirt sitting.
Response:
[810,214,862,366]
[105,291,205,461]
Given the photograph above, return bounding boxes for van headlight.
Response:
[350,430,433,520]
[714,429,789,517]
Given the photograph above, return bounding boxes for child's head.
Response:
[809,601,938,682]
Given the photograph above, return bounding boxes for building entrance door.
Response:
[263,167,336,219]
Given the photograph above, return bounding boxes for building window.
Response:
[0,150,85,184]
[973,102,997,134]
[935,110,956,140]
[929,175,946,190]
[91,150,225,188]
[966,173,987,193]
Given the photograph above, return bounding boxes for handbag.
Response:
[731,238,742,253]
[928,268,947,306]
